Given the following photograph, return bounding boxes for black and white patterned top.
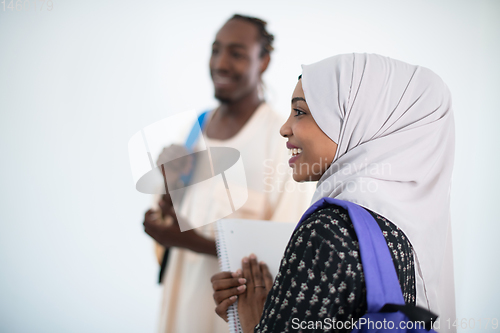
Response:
[254,205,415,333]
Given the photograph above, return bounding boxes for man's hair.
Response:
[229,14,275,57]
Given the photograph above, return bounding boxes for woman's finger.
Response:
[241,256,254,294]
[260,261,274,290]
[213,284,246,305]
[212,276,247,292]
[215,296,238,322]
[249,254,264,289]
[211,272,233,284]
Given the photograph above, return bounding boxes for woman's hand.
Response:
[211,270,248,322]
[238,254,274,333]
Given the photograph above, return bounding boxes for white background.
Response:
[1,0,499,332]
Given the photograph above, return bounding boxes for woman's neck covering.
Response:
[301,53,455,329]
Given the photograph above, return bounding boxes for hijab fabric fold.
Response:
[301,53,455,330]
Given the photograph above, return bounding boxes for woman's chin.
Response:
[292,172,309,183]
[292,172,323,183]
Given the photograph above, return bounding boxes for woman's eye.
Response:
[294,109,306,117]
[211,48,219,55]
[231,52,243,59]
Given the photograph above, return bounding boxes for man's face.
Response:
[209,19,265,103]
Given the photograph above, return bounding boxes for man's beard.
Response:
[214,92,233,104]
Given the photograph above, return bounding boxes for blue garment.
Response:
[180,110,210,185]
[184,110,210,151]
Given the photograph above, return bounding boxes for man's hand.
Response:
[158,194,173,219]
[143,207,192,248]
[143,207,217,256]
[156,144,193,188]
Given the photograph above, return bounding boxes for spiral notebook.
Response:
[215,219,297,333]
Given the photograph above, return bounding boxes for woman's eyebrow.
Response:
[291,97,306,104]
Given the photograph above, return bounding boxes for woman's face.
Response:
[280,80,338,182]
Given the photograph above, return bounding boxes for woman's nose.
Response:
[280,116,293,138]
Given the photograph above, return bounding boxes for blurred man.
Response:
[143,14,314,333]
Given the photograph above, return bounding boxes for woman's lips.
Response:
[288,148,302,166]
[286,143,302,166]
[288,153,300,166]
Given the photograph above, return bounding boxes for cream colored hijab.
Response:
[302,53,455,330]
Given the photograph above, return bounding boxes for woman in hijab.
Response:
[211,53,455,332]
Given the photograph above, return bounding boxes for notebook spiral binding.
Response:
[216,220,243,333]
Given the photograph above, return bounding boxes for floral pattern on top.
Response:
[254,205,415,333]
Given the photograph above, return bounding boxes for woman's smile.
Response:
[286,142,303,165]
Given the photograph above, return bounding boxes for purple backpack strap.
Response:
[297,198,437,332]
